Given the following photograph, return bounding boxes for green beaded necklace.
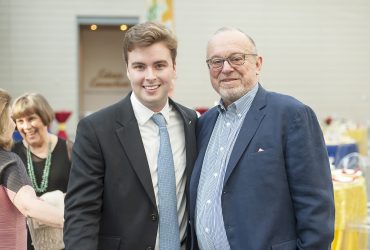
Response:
[26,141,52,193]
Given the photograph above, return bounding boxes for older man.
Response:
[189,27,334,250]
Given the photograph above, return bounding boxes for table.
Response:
[332,176,368,250]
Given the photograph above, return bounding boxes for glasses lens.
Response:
[208,53,249,69]
[228,54,245,66]
[210,58,224,69]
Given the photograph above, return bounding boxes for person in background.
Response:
[64,22,197,250]
[0,88,63,250]
[11,93,72,250]
[189,27,335,250]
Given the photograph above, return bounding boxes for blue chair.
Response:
[327,143,359,168]
[12,130,23,142]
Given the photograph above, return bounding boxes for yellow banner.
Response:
[147,0,175,31]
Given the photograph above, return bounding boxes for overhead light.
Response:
[120,24,128,31]
[90,24,98,31]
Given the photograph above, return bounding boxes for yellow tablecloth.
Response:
[332,176,368,250]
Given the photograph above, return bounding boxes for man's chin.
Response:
[220,88,245,103]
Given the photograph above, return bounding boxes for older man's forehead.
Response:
[207,31,254,57]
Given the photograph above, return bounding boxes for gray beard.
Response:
[219,85,248,107]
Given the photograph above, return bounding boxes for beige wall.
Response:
[1,0,370,139]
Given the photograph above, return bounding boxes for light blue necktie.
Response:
[152,113,181,250]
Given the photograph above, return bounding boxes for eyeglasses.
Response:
[206,53,257,70]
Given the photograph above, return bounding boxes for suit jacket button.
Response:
[151,213,158,221]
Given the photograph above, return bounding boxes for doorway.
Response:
[78,16,138,118]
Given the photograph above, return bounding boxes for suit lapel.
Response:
[115,94,156,206]
[223,86,267,185]
[169,99,196,189]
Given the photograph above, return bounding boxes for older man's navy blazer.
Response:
[189,85,334,250]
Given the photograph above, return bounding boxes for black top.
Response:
[13,138,71,250]
[12,138,71,196]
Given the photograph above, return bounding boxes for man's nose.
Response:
[145,68,156,81]
[221,60,234,72]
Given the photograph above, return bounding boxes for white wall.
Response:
[1,0,370,139]
[0,0,146,138]
[174,0,370,122]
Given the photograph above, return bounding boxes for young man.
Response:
[189,27,334,250]
[64,22,197,250]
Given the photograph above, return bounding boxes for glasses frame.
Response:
[206,53,258,70]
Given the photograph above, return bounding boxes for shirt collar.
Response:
[217,82,259,114]
[130,92,171,125]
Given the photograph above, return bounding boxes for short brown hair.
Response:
[0,88,13,150]
[12,93,54,126]
[122,21,177,64]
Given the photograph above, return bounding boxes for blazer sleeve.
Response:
[284,104,335,249]
[64,117,105,250]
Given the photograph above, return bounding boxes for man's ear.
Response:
[126,69,130,80]
[173,62,177,78]
[255,56,263,75]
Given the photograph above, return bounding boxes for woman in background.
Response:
[0,88,63,250]
[12,93,72,250]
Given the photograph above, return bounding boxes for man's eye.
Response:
[155,63,166,69]
[211,59,223,65]
[133,65,145,70]
[230,56,243,63]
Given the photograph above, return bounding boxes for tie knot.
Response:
[152,113,167,128]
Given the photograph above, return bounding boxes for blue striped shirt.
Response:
[195,84,258,250]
